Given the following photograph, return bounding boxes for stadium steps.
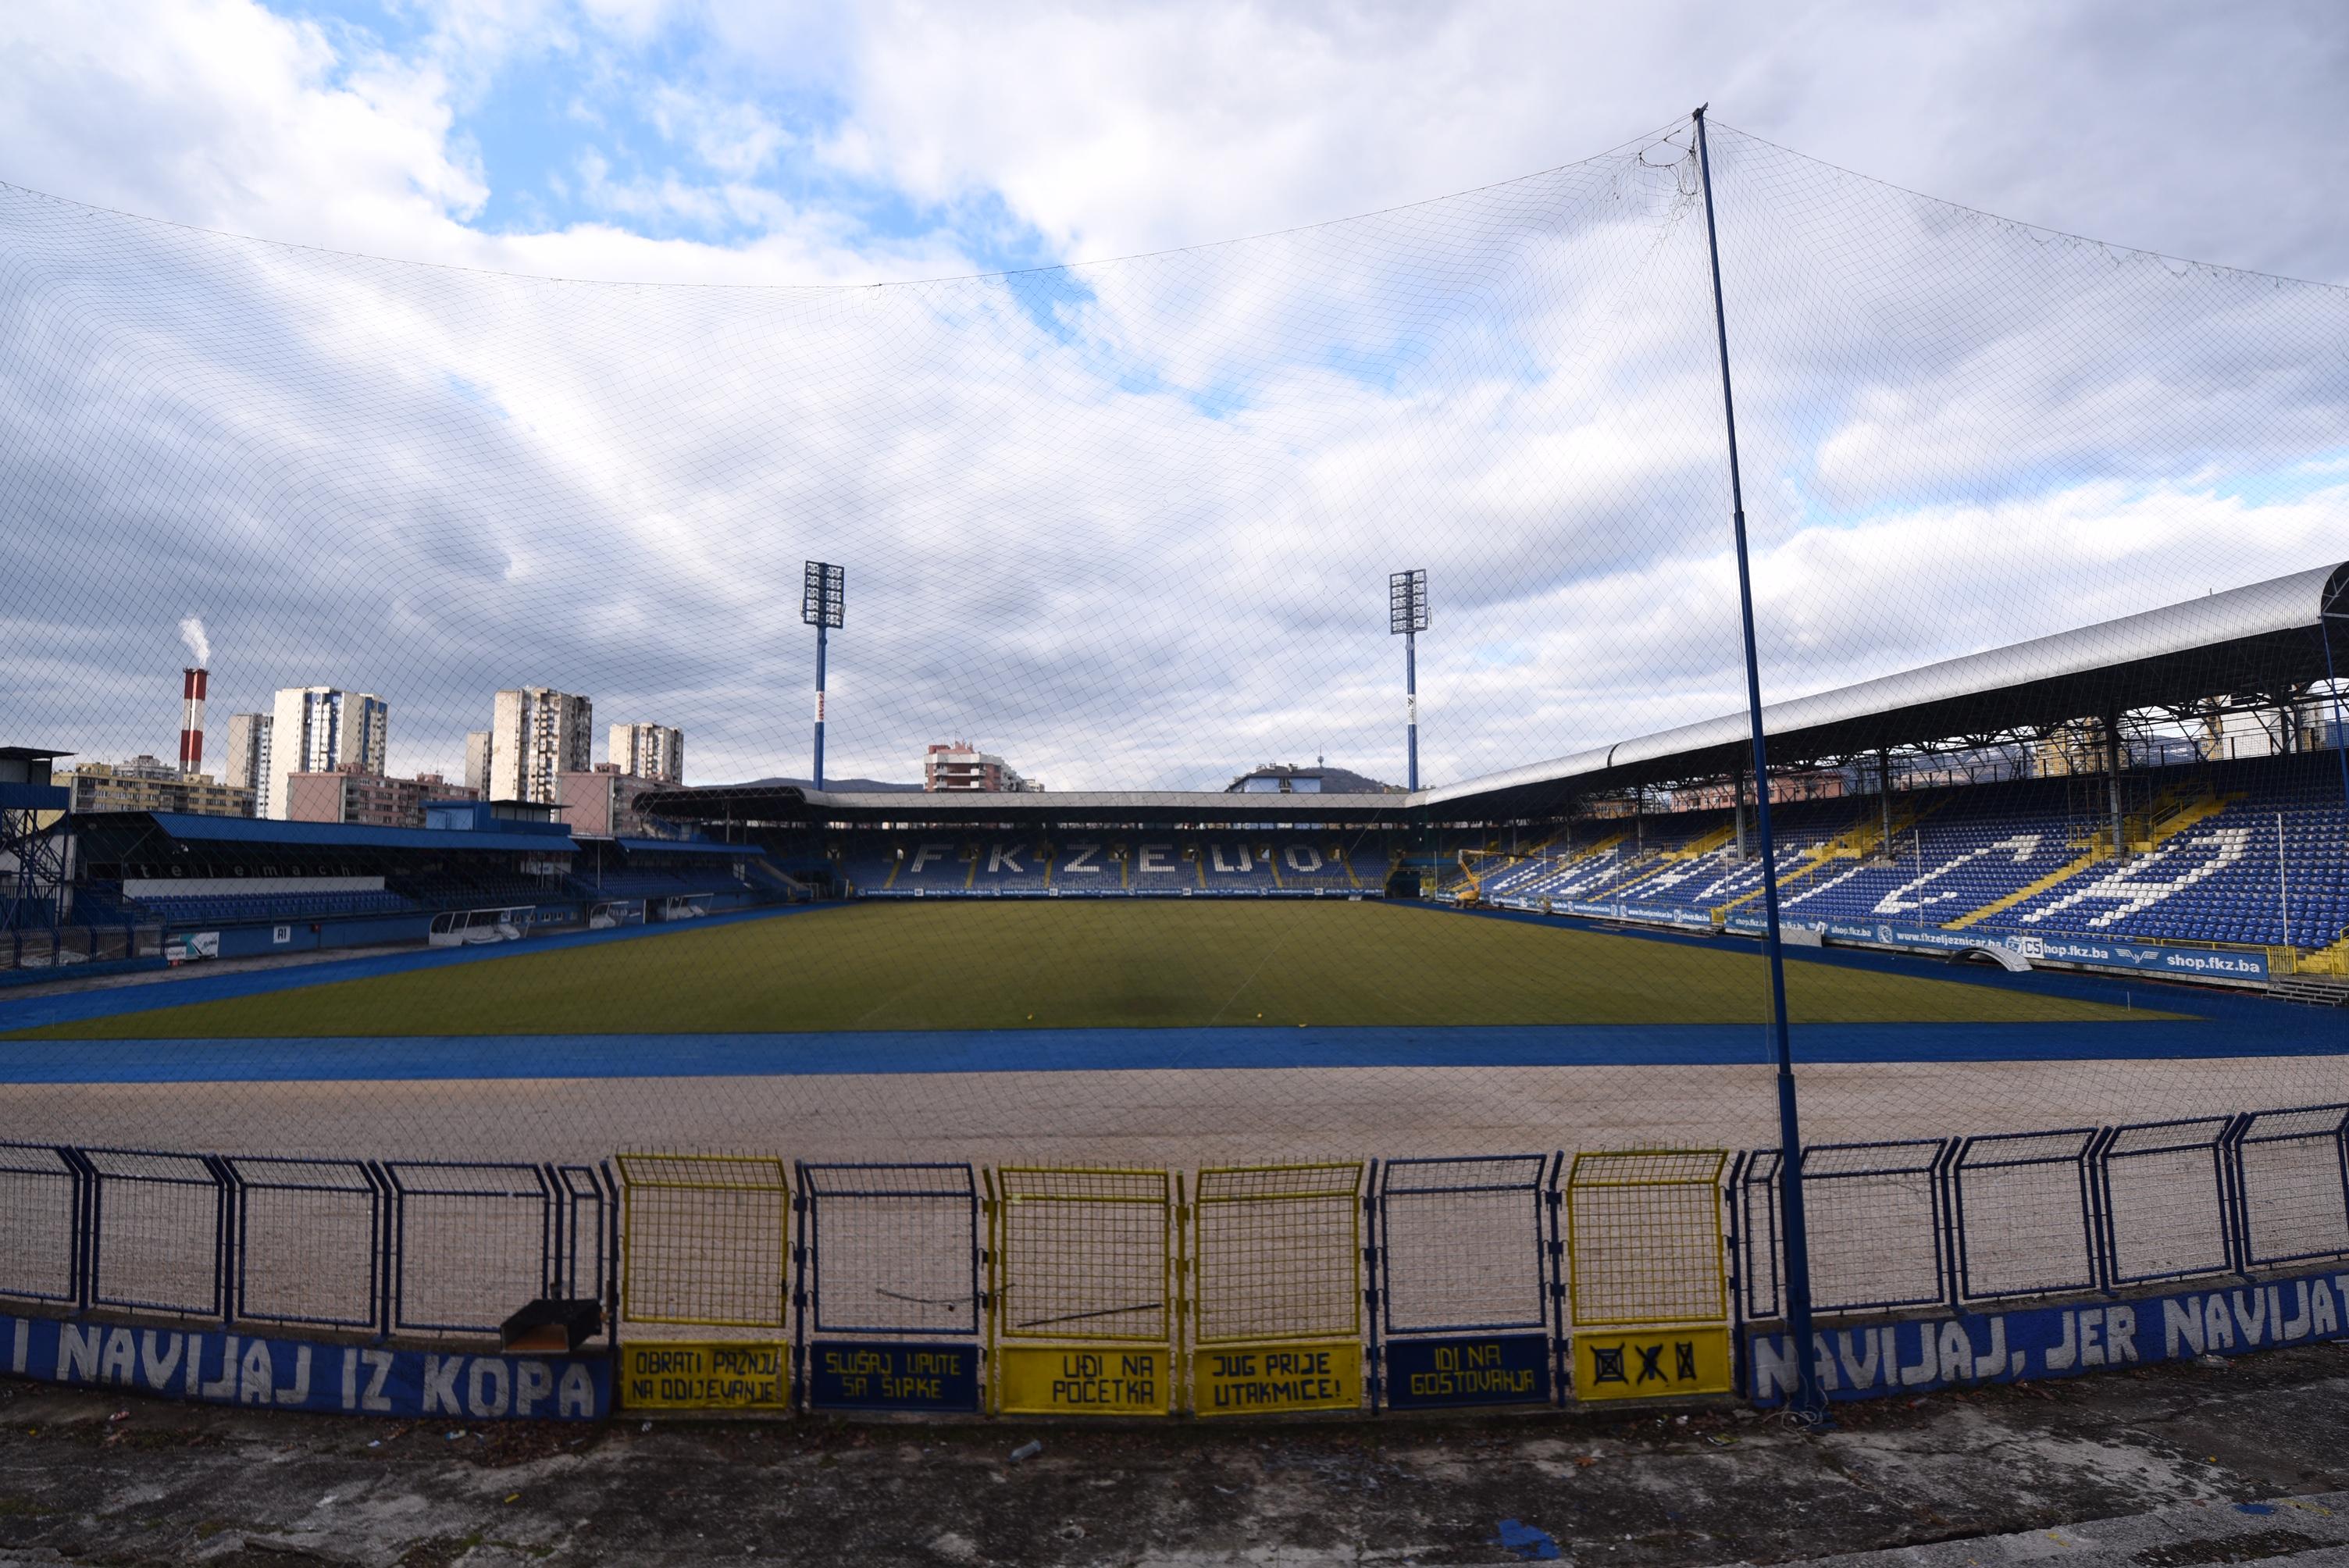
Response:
[1823,792,1934,861]
[2290,928,2349,977]
[1457,829,1618,896]
[744,858,801,895]
[2270,973,2349,1006]
[1661,820,1738,861]
[2107,786,2232,857]
[1568,829,1628,863]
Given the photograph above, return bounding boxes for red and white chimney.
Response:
[179,667,208,776]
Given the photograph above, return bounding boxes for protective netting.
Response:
[2,116,2347,1356]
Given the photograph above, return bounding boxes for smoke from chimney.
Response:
[180,667,208,776]
[178,617,210,666]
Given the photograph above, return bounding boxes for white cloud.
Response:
[0,0,2344,795]
[646,83,790,180]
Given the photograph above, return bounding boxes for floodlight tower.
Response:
[1389,569,1429,791]
[803,561,845,791]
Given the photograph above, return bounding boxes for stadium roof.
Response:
[106,811,579,855]
[641,786,1412,829]
[643,561,2347,829]
[611,836,747,857]
[1426,559,2349,818]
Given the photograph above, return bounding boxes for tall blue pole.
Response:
[813,622,829,792]
[2323,590,2348,821]
[1693,105,1827,1424]
[1406,629,1420,792]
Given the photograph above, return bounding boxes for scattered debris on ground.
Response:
[0,1342,2344,1565]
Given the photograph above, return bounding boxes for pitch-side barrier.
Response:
[5,1104,2348,1419]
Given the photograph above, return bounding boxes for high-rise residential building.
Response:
[923,741,1043,793]
[57,757,255,818]
[464,730,493,796]
[490,687,593,806]
[223,713,272,795]
[286,765,476,829]
[608,722,684,786]
[264,688,387,819]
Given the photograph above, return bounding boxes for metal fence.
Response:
[797,1161,979,1338]
[1948,1129,2102,1305]
[2230,1104,2349,1270]
[0,1147,612,1342]
[222,1155,383,1331]
[2094,1117,2239,1288]
[1736,1140,1954,1320]
[2,1098,2347,1408]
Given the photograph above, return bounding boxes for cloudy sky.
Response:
[2,0,2345,792]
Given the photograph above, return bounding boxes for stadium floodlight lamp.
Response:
[804,561,845,790]
[1388,569,1428,636]
[803,561,845,629]
[1388,570,1428,790]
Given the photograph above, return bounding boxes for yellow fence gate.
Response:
[613,1153,794,1413]
[1191,1163,1367,1417]
[1562,1149,1734,1402]
[987,1167,1182,1416]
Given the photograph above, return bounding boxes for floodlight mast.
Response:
[1390,570,1429,790]
[803,561,845,791]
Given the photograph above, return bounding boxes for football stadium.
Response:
[2,113,2347,1425]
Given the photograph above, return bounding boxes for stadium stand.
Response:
[569,837,757,908]
[45,810,786,961]
[833,833,1388,897]
[1979,755,2349,950]
[1777,778,2087,925]
[1467,750,2349,967]
[127,889,419,925]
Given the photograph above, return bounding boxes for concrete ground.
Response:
[3,1342,2347,1566]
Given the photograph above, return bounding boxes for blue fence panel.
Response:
[1375,1154,1552,1336]
[2228,1103,2349,1270]
[77,1146,229,1319]
[797,1162,983,1413]
[796,1162,980,1338]
[1373,1153,1556,1410]
[383,1160,553,1337]
[550,1162,616,1320]
[222,1155,385,1331]
[2091,1116,2241,1288]
[1737,1139,1955,1320]
[1950,1129,2101,1305]
[0,1142,84,1307]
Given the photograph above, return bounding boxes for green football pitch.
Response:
[18,901,2145,1039]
